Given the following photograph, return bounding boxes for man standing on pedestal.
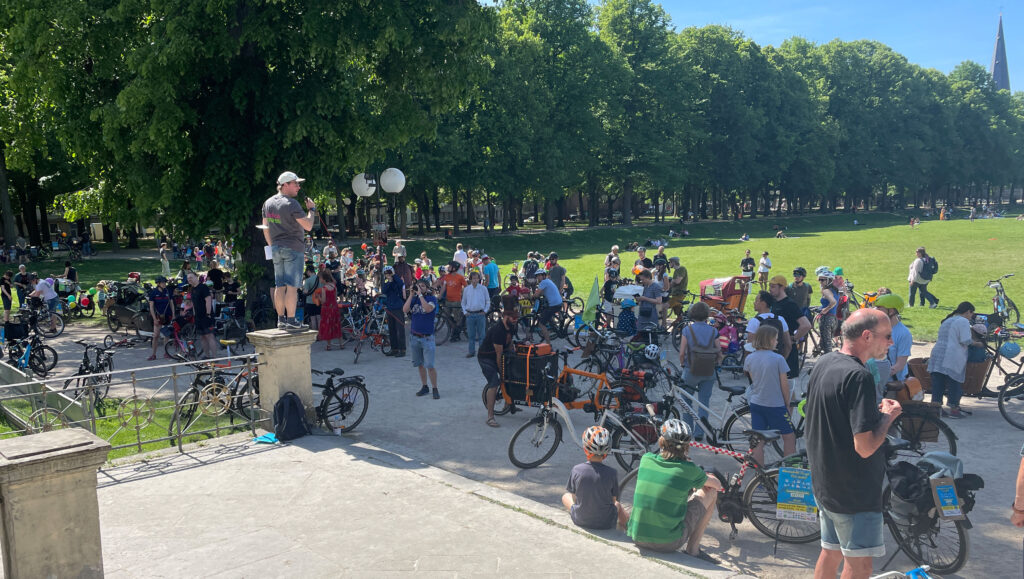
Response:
[262,171,316,331]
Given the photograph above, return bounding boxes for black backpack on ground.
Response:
[755,314,792,359]
[273,391,310,441]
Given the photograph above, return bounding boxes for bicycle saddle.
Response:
[742,429,781,442]
[326,367,345,376]
[718,384,746,396]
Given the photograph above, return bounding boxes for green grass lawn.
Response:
[395,212,1024,341]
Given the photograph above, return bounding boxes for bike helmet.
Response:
[439,265,448,275]
[582,425,611,459]
[621,298,637,308]
[356,268,366,276]
[644,343,661,361]
[1000,342,1021,359]
[874,293,905,313]
[383,265,394,274]
[660,418,691,444]
[606,267,619,277]
[814,266,834,280]
[155,275,168,284]
[792,267,807,277]
[535,269,548,276]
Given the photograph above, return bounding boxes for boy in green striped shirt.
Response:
[627,419,721,556]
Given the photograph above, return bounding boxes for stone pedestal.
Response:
[0,428,111,578]
[247,329,318,424]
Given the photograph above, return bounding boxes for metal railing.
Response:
[0,353,267,457]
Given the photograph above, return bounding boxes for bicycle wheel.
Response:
[886,514,969,575]
[611,415,661,471]
[319,383,369,433]
[107,311,121,332]
[998,379,1024,429]
[617,467,640,510]
[889,412,957,461]
[481,384,511,416]
[743,469,820,543]
[721,405,786,465]
[168,388,200,439]
[433,315,451,346]
[132,312,153,339]
[28,350,49,377]
[33,345,59,372]
[1006,298,1021,325]
[230,374,260,425]
[37,312,64,338]
[81,300,96,318]
[103,334,116,349]
[569,323,590,349]
[566,297,585,317]
[572,358,606,400]
[508,414,562,469]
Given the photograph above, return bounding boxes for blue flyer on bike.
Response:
[776,467,817,522]
[930,477,964,520]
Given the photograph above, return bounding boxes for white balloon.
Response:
[379,168,406,193]
[351,173,376,198]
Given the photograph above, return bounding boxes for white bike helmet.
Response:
[660,418,691,444]
[644,343,660,361]
[814,266,834,280]
[582,425,612,458]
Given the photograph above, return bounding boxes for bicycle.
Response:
[311,367,370,433]
[5,333,57,377]
[20,303,65,338]
[565,304,615,348]
[167,342,260,438]
[988,273,1019,324]
[507,387,667,471]
[517,299,570,342]
[351,299,392,363]
[616,431,820,544]
[63,340,115,414]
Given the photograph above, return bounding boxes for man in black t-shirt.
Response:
[633,247,653,271]
[222,273,240,305]
[740,249,756,278]
[768,275,811,377]
[805,309,901,579]
[480,296,518,427]
[188,272,217,358]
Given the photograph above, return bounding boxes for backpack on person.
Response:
[685,325,720,378]
[755,314,792,359]
[922,256,939,279]
[273,392,310,441]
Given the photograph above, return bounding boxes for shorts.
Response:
[539,304,560,325]
[410,334,436,369]
[570,504,617,530]
[271,246,304,288]
[819,507,885,558]
[195,318,215,336]
[46,297,59,313]
[633,498,707,552]
[749,403,794,435]
[1,296,10,311]
[479,357,501,389]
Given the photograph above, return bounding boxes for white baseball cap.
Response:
[277,171,305,185]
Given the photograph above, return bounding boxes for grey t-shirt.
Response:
[566,461,619,529]
[638,282,661,327]
[742,349,790,407]
[262,193,306,252]
[548,265,567,293]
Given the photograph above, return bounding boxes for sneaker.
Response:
[929,302,938,309]
[946,408,964,419]
[282,317,308,331]
[416,385,430,396]
[277,316,288,329]
[432,389,440,400]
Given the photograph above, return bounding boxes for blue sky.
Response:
[657,1,1018,90]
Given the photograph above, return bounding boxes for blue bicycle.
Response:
[4,333,58,378]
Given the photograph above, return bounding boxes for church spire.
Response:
[992,14,1010,91]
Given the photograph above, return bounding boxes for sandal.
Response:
[147,354,157,361]
[325,344,332,351]
[688,549,719,564]
[486,418,500,428]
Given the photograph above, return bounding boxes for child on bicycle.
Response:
[742,325,796,465]
[561,426,630,530]
[617,298,637,337]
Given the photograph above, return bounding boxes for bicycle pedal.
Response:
[582,402,596,413]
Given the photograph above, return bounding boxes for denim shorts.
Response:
[410,334,436,369]
[271,246,304,288]
[819,507,885,558]
[479,357,501,389]
[46,298,59,313]
[750,403,794,435]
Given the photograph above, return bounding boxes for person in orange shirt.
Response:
[436,261,468,342]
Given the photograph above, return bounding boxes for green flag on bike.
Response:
[583,276,600,322]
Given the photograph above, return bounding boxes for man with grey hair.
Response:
[262,171,316,330]
[805,308,902,579]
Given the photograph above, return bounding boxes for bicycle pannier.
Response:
[685,325,719,378]
[3,322,27,341]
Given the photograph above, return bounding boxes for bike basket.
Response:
[899,401,941,442]
[501,352,559,407]
[2,322,28,341]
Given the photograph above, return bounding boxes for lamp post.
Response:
[351,168,406,245]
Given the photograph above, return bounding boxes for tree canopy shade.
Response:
[4,0,1024,258]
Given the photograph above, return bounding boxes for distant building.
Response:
[992,15,1010,91]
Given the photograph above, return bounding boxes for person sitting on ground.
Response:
[740,233,750,242]
[743,325,796,465]
[562,425,631,530]
[627,419,721,557]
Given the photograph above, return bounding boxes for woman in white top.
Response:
[756,251,772,291]
[927,301,978,418]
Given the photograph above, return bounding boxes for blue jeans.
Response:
[930,371,962,407]
[410,334,436,369]
[465,312,486,355]
[271,246,304,287]
[909,282,937,306]
[683,369,715,438]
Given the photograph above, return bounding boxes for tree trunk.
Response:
[587,174,600,227]
[465,189,475,230]
[35,190,50,243]
[0,142,18,245]
[556,197,565,228]
[622,177,633,227]
[544,199,554,230]
[451,190,459,234]
[577,190,585,223]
